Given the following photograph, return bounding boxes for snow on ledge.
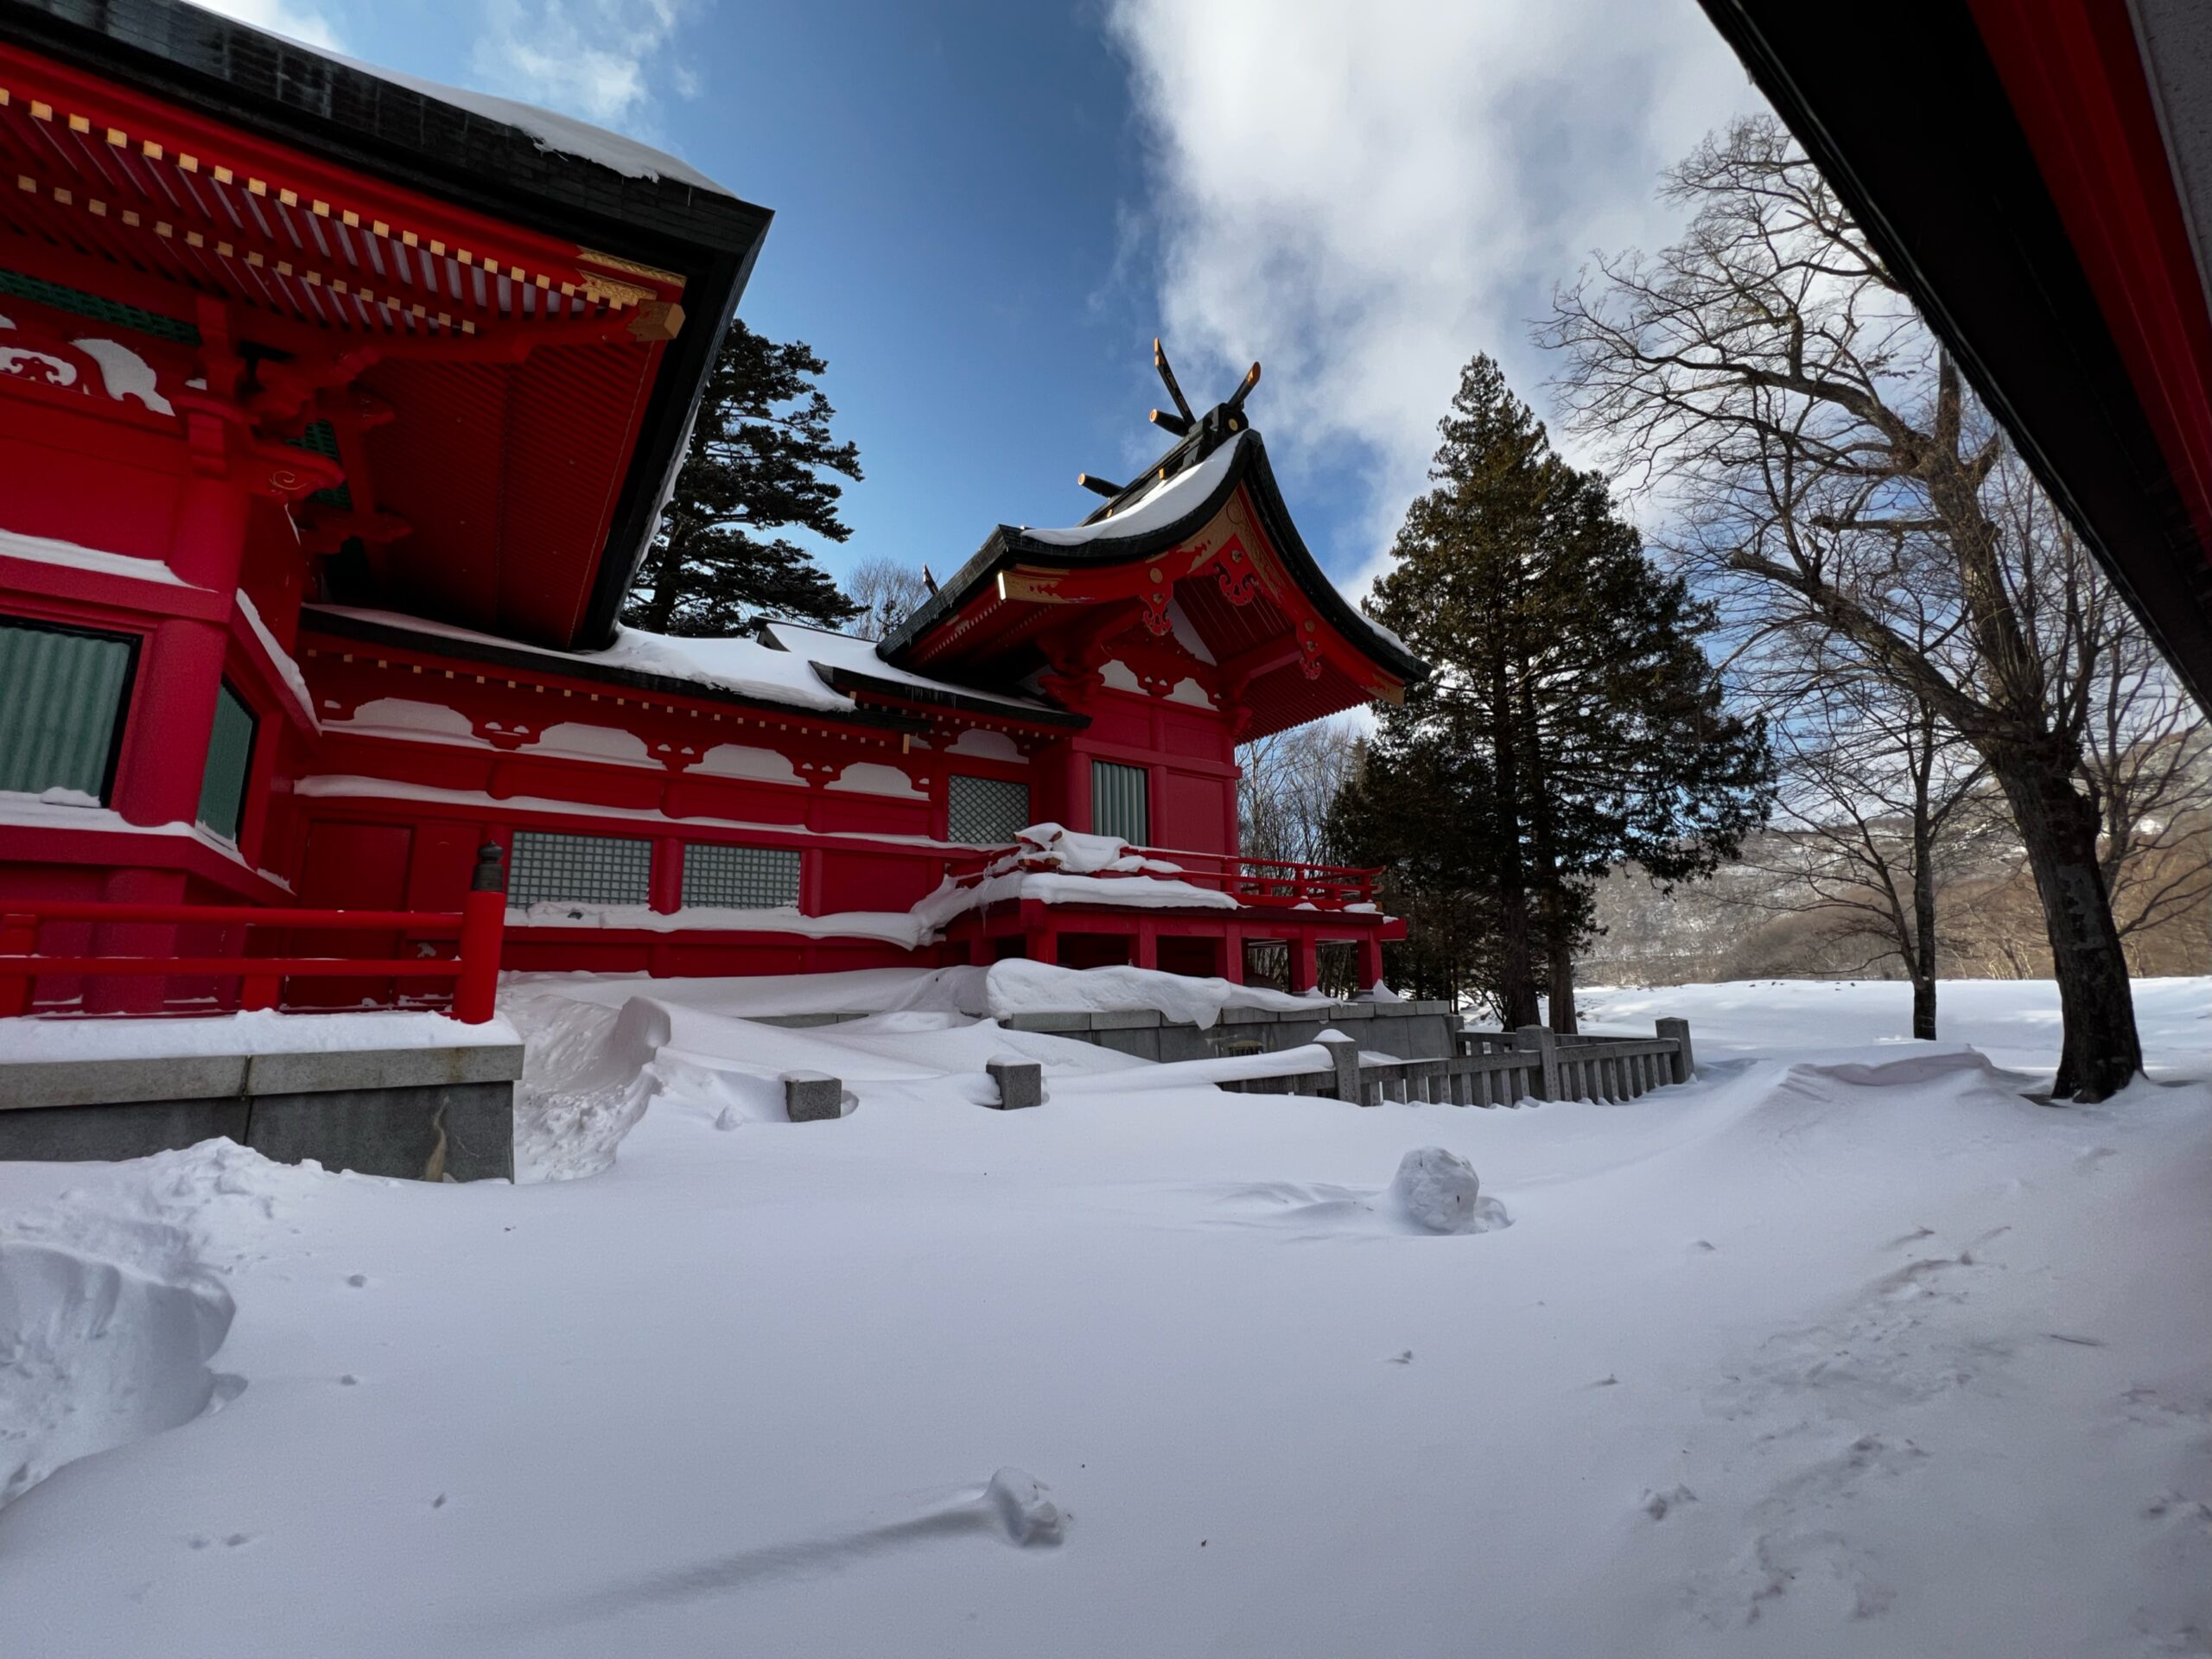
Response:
[0,1008,518,1064]
[234,590,319,730]
[0,526,205,589]
[507,902,926,948]
[0,789,272,878]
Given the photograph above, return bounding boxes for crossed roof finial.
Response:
[1076,340,1262,503]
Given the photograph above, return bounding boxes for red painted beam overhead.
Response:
[1698,0,2212,709]
[1967,0,2212,557]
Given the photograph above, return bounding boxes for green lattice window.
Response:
[0,616,137,803]
[195,681,257,843]
[1091,760,1149,846]
[948,775,1030,846]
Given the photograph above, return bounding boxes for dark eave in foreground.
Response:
[2,0,774,655]
[301,607,924,736]
[879,429,1429,687]
[1698,0,2212,711]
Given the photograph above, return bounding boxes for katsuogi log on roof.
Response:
[878,344,1427,741]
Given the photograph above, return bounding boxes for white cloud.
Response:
[1105,0,1766,592]
[469,0,693,126]
[182,0,344,52]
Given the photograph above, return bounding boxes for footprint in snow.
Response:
[1642,1485,1696,1521]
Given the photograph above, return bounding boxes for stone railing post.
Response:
[1656,1018,1694,1084]
[1514,1024,1559,1101]
[784,1072,845,1122]
[985,1059,1043,1110]
[1319,1031,1365,1105]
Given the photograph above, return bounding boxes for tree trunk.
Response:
[1910,704,1939,1043]
[1987,741,2142,1099]
[1546,908,1579,1035]
[633,536,688,632]
[1489,657,1541,1028]
[1520,696,1579,1035]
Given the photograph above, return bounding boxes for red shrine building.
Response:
[0,0,1420,1017]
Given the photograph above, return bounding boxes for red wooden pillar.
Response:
[113,617,229,830]
[651,838,683,914]
[1224,927,1245,984]
[1020,897,1057,965]
[1134,922,1158,971]
[1357,934,1385,989]
[1065,745,1093,833]
[1289,933,1319,995]
[112,470,248,838]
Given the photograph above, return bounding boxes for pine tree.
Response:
[1353,354,1772,1026]
[624,321,863,636]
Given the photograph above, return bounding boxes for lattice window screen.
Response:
[682,842,802,909]
[947,774,1031,846]
[0,617,135,801]
[1091,760,1149,846]
[508,830,653,906]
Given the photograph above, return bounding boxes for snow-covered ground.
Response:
[2,975,2207,1656]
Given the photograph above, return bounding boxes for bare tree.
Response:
[1736,671,1990,1039]
[845,557,933,640]
[1543,116,2154,1098]
[1239,720,1360,867]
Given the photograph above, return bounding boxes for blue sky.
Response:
[207,0,1765,602]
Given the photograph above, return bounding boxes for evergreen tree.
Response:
[1352,354,1772,1027]
[625,321,863,635]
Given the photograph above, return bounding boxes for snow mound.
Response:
[985,1467,1065,1547]
[0,1171,247,1513]
[1392,1147,1484,1234]
[961,960,1313,1029]
[0,1239,233,1510]
[507,992,665,1181]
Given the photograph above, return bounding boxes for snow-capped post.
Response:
[1514,1025,1559,1101]
[454,842,506,1025]
[985,1059,1042,1110]
[1318,1030,1365,1105]
[1656,1019,1694,1084]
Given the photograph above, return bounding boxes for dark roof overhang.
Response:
[2,0,772,652]
[1698,0,2212,711]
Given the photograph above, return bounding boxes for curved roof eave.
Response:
[878,431,1429,686]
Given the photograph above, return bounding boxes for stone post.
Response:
[1514,1024,1559,1101]
[1656,1018,1694,1084]
[1319,1032,1365,1105]
[985,1059,1043,1109]
[784,1072,845,1122]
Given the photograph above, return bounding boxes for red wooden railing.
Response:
[946,845,1380,910]
[0,844,509,1023]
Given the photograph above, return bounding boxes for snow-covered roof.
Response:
[304,607,1077,728]
[305,606,855,714]
[1022,434,1248,548]
[317,50,730,194]
[757,620,1066,718]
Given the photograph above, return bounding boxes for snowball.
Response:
[1393,1147,1484,1234]
[984,1467,1065,1547]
